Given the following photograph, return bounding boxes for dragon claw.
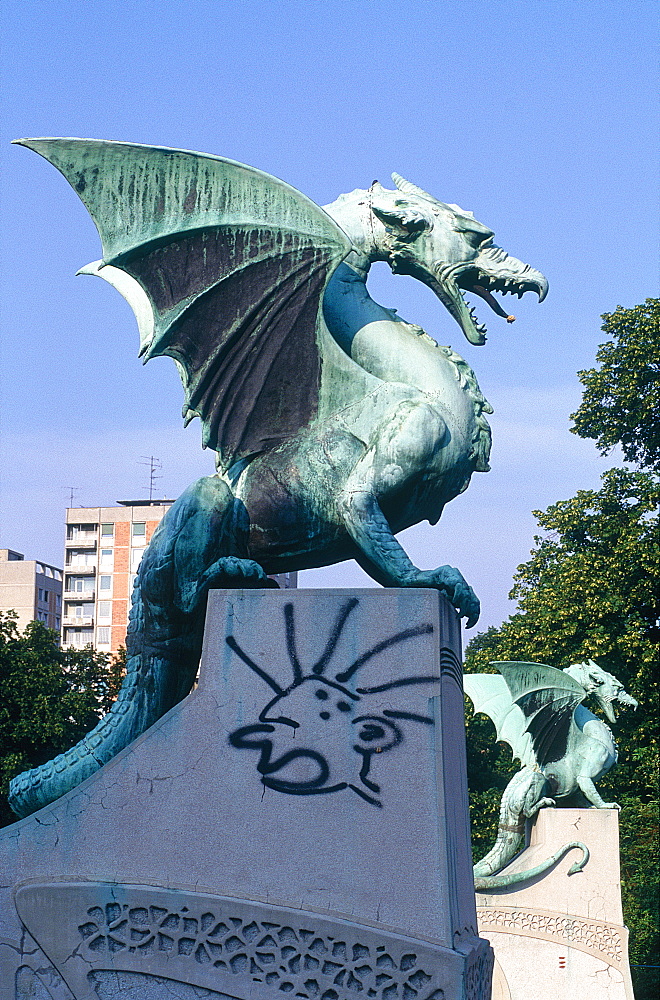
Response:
[414,565,480,627]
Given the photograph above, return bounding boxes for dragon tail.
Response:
[473,819,526,879]
[474,841,590,891]
[8,577,200,819]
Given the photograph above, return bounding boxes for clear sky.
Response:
[1,0,657,632]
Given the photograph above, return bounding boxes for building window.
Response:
[99,575,112,591]
[132,522,146,539]
[71,603,94,618]
[68,550,95,567]
[97,627,111,645]
[98,601,112,619]
[100,548,113,568]
[56,594,61,610]
[67,628,93,647]
[67,524,96,541]
[101,523,114,537]
[66,576,94,594]
[131,548,144,572]
[38,588,43,601]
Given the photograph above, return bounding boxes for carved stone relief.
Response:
[16,883,492,1000]
[476,906,627,971]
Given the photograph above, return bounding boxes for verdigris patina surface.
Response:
[9,139,547,818]
[464,660,638,889]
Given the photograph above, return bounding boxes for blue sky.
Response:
[1,0,657,632]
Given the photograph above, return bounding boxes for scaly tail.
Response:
[8,475,273,820]
[473,767,554,879]
[8,574,203,819]
[474,841,590,891]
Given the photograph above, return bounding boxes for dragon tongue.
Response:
[473,284,515,323]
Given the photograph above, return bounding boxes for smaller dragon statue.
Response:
[464,660,638,891]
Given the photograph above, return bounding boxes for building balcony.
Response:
[64,588,95,601]
[63,616,94,627]
[64,563,96,574]
[65,537,97,549]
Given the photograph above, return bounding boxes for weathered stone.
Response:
[1,589,493,999]
[476,808,634,1000]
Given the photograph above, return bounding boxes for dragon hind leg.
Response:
[9,476,275,819]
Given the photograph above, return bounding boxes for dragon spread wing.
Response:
[463,674,535,766]
[495,661,586,768]
[17,138,353,471]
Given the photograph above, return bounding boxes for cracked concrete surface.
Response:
[0,589,490,1000]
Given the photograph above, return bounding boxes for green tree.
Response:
[0,612,124,827]
[464,469,659,994]
[571,298,660,472]
[465,297,659,997]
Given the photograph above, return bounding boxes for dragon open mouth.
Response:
[434,254,548,346]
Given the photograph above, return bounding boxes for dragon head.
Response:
[366,174,548,345]
[565,660,639,722]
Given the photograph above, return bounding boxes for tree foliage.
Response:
[464,470,659,989]
[571,298,660,472]
[465,299,659,995]
[0,612,124,827]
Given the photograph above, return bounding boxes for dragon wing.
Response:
[16,138,353,471]
[463,673,535,766]
[495,661,586,768]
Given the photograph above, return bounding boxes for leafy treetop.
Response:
[571,298,660,472]
[0,612,124,827]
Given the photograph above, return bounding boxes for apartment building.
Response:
[63,501,174,654]
[0,548,62,634]
[63,502,297,653]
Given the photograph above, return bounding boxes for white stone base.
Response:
[1,589,492,1000]
[476,808,634,1000]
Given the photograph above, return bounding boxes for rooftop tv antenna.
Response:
[139,456,163,502]
[64,487,80,508]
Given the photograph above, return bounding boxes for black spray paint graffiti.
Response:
[227,599,443,807]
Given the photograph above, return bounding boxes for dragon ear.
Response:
[371,193,432,240]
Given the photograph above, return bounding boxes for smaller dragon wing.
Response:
[463,674,535,766]
[495,662,586,768]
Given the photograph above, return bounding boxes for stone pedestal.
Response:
[0,589,492,1000]
[476,808,634,1000]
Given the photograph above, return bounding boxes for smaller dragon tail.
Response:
[473,767,550,878]
[475,841,590,892]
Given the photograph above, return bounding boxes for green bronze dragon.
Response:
[9,140,547,818]
[465,660,638,890]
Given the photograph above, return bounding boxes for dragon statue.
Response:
[464,660,638,890]
[9,139,547,818]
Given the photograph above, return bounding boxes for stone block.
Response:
[476,807,634,1000]
[0,589,492,999]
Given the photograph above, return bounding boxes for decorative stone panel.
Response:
[16,882,493,1000]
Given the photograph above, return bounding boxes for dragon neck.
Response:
[321,263,492,474]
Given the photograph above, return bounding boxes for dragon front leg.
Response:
[337,400,480,627]
[576,774,620,810]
